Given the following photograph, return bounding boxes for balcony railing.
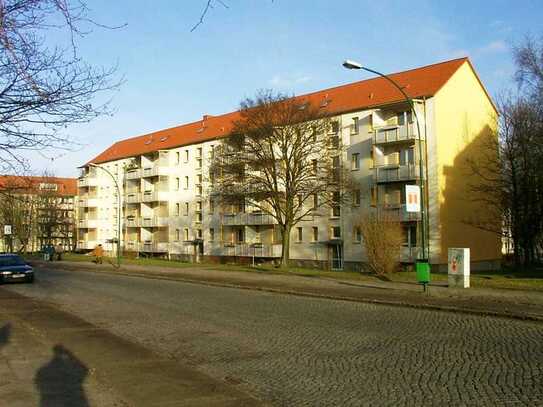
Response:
[77,197,99,207]
[125,193,141,203]
[220,242,282,258]
[374,164,420,183]
[78,176,99,187]
[141,165,169,178]
[125,169,141,180]
[140,216,168,227]
[125,218,140,228]
[378,204,421,222]
[373,123,422,145]
[140,241,169,252]
[141,190,169,202]
[77,240,98,250]
[221,212,277,226]
[77,219,99,229]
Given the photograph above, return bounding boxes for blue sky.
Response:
[30,0,543,176]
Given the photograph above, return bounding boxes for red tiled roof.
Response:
[89,57,472,165]
[0,176,77,196]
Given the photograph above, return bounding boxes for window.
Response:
[297,194,303,207]
[196,185,203,196]
[184,150,189,162]
[331,226,341,239]
[209,228,215,241]
[351,117,359,134]
[196,229,202,239]
[184,228,189,241]
[197,147,202,158]
[332,206,341,217]
[354,226,361,242]
[184,176,189,189]
[331,121,339,133]
[311,126,317,143]
[175,177,180,190]
[330,135,339,149]
[312,194,318,210]
[196,201,202,212]
[176,152,180,164]
[296,227,303,242]
[175,203,180,216]
[312,159,318,174]
[210,145,215,159]
[312,227,318,242]
[351,153,360,170]
[196,174,202,184]
[236,228,244,242]
[196,212,202,223]
[184,202,189,216]
[353,189,361,206]
[209,199,215,213]
[175,229,180,241]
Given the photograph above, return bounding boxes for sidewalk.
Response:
[0,288,263,406]
[33,260,543,322]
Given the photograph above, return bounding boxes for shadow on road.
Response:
[35,344,89,407]
[0,323,11,349]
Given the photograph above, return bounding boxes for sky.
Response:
[26,0,543,177]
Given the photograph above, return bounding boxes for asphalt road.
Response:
[5,266,543,406]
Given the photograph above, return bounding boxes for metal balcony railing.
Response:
[125,169,141,180]
[140,216,168,227]
[374,164,420,183]
[373,123,422,145]
[78,176,99,187]
[77,197,99,207]
[378,204,422,222]
[77,219,99,228]
[220,242,282,258]
[221,212,277,226]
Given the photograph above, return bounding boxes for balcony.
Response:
[378,204,421,222]
[125,169,141,180]
[374,164,420,183]
[141,190,169,202]
[140,241,169,253]
[125,192,141,204]
[77,197,99,207]
[140,216,168,228]
[77,240,98,250]
[78,176,99,187]
[221,212,277,226]
[220,242,282,258]
[141,165,169,178]
[125,217,140,228]
[77,219,99,229]
[373,123,422,145]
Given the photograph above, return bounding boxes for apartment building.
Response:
[0,176,77,252]
[78,57,501,271]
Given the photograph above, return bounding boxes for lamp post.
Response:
[342,59,428,265]
[89,163,122,268]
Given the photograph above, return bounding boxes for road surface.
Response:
[5,265,543,406]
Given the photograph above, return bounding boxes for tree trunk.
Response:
[280,224,292,268]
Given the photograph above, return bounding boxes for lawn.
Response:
[25,252,543,292]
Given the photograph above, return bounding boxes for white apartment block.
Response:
[77,58,501,270]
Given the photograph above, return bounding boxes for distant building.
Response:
[77,57,501,271]
[0,176,77,252]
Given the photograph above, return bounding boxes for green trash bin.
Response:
[416,261,431,284]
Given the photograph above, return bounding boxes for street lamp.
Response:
[89,163,121,268]
[342,59,429,266]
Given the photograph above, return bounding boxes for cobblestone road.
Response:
[6,267,543,406]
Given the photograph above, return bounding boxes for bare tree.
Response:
[211,90,351,267]
[0,177,37,252]
[467,35,543,266]
[0,0,122,172]
[358,212,403,275]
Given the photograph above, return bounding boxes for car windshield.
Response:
[0,256,26,267]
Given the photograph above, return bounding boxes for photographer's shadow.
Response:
[34,344,89,407]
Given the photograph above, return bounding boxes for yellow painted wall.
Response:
[434,62,501,264]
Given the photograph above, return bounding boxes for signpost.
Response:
[448,248,470,288]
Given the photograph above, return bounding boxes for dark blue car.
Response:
[0,254,34,283]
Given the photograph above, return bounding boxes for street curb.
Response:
[31,261,543,324]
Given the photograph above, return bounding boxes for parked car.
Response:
[0,254,34,283]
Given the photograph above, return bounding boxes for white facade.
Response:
[78,101,431,270]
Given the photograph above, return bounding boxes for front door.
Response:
[330,243,343,270]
